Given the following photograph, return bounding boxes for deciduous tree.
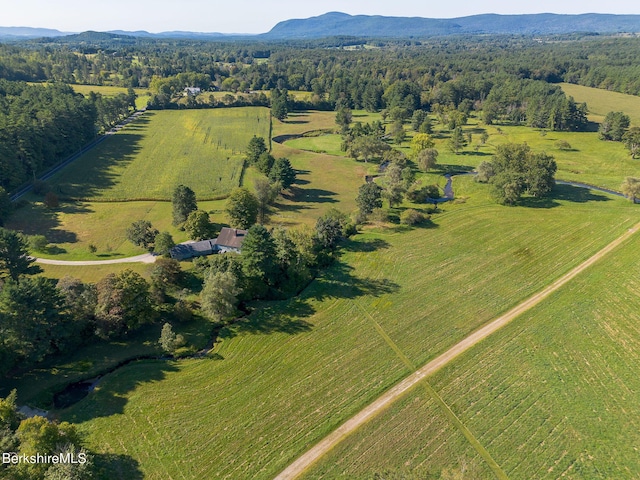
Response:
[184,210,216,241]
[356,182,383,215]
[225,187,258,229]
[172,184,197,225]
[621,177,640,202]
[126,220,158,250]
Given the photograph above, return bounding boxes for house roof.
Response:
[170,240,215,259]
[214,227,247,249]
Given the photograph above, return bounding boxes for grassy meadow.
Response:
[59,182,638,479]
[70,84,152,110]
[43,108,270,201]
[306,215,640,480]
[560,82,640,125]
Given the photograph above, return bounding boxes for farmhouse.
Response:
[184,87,201,96]
[170,227,247,260]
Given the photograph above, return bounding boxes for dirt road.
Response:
[274,222,640,480]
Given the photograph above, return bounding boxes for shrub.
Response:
[400,209,427,225]
[28,234,48,252]
[369,208,389,224]
[43,191,59,208]
[32,180,50,195]
[555,140,572,150]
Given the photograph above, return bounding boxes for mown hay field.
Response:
[560,82,640,125]
[306,216,640,479]
[60,180,638,479]
[45,108,270,201]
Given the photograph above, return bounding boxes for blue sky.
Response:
[2,0,640,33]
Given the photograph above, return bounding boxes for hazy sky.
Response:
[2,0,640,33]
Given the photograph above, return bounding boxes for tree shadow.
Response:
[517,184,612,208]
[436,164,475,174]
[53,130,145,199]
[6,201,94,244]
[458,151,493,156]
[61,360,179,422]
[220,297,315,339]
[341,237,391,252]
[304,259,400,303]
[283,186,338,204]
[552,183,612,203]
[93,453,144,480]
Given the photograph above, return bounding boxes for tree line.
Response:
[0,80,135,194]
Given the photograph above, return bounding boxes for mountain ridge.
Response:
[264,12,640,38]
[3,12,640,41]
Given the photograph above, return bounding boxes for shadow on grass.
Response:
[436,164,475,173]
[6,201,95,244]
[341,237,391,253]
[54,129,145,199]
[94,453,144,480]
[517,184,612,209]
[278,186,339,210]
[305,259,401,303]
[220,298,315,339]
[63,360,179,422]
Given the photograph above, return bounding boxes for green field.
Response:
[44,108,270,201]
[306,216,640,479]
[59,180,638,479]
[560,82,640,125]
[69,84,151,110]
[406,116,640,192]
[6,199,226,262]
[285,133,345,156]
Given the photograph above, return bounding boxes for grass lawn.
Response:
[306,216,640,479]
[285,133,345,156]
[266,110,382,227]
[59,181,638,479]
[43,108,270,201]
[6,199,226,261]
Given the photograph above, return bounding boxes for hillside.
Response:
[264,12,640,39]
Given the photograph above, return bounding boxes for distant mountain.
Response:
[107,30,232,39]
[5,12,640,43]
[0,26,70,39]
[264,12,640,39]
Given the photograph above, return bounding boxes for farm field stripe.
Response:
[356,302,508,479]
[274,221,640,480]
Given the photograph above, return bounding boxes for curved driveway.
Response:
[34,253,156,265]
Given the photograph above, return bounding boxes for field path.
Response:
[275,221,640,480]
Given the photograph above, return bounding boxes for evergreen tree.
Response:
[0,228,41,282]
[245,136,267,165]
[269,157,296,190]
[241,224,278,297]
[271,88,289,120]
